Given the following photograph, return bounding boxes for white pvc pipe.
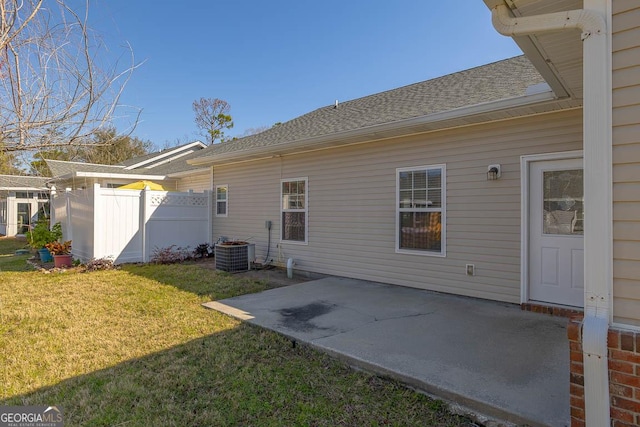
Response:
[286,258,294,279]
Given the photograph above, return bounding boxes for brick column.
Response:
[568,316,586,427]
[569,316,640,427]
[607,328,640,426]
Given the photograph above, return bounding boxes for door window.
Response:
[17,203,31,234]
[542,169,583,235]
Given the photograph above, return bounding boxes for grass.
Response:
[0,238,474,426]
[0,236,32,272]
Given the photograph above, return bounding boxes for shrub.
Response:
[150,245,192,264]
[45,240,72,255]
[25,220,63,249]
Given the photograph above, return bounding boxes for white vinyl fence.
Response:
[51,183,212,263]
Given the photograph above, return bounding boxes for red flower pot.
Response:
[53,254,72,268]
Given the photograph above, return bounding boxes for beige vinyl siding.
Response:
[612,1,640,326]
[212,109,582,303]
[212,159,281,252]
[176,171,211,192]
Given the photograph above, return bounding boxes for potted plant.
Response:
[25,219,62,262]
[45,240,73,268]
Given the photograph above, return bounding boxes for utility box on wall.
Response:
[215,242,255,272]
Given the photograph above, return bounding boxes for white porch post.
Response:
[207,189,213,244]
[49,186,57,225]
[488,1,613,425]
[7,194,15,236]
[64,188,73,242]
[581,2,612,426]
[141,187,148,263]
[92,183,102,260]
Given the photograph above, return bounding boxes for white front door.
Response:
[529,158,584,307]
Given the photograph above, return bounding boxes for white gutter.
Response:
[190,90,559,166]
[48,172,168,184]
[74,172,166,180]
[490,2,605,40]
[490,2,611,426]
[0,187,48,191]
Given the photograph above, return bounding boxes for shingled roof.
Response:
[45,160,126,178]
[0,175,48,190]
[196,55,546,159]
[118,141,205,169]
[143,149,210,175]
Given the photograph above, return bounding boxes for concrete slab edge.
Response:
[309,343,537,427]
[204,303,543,427]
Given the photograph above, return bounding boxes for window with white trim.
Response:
[281,178,307,243]
[396,165,445,256]
[216,185,228,217]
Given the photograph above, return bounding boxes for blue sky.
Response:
[90,1,522,149]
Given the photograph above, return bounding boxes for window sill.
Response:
[280,240,308,246]
[395,248,446,257]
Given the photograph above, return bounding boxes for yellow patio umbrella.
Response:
[118,180,166,190]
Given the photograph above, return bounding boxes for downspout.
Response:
[489,2,611,426]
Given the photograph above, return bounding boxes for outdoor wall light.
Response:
[487,164,501,181]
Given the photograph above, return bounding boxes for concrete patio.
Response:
[204,276,570,427]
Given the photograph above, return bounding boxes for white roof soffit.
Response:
[124,141,206,170]
[483,0,584,100]
[190,89,577,167]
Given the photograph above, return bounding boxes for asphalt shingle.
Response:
[0,175,48,189]
[45,160,126,178]
[200,56,544,157]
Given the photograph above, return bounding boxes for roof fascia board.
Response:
[0,175,49,180]
[46,159,125,169]
[190,90,557,166]
[0,187,48,191]
[72,172,166,180]
[124,141,206,170]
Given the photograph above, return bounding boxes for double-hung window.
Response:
[281,178,307,243]
[396,165,445,256]
[216,185,228,217]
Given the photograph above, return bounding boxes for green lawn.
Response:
[0,237,31,272]
[0,238,474,426]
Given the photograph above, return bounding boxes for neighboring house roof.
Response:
[119,141,206,170]
[482,0,584,100]
[46,160,126,178]
[142,149,211,177]
[44,141,208,182]
[0,175,49,190]
[190,55,579,166]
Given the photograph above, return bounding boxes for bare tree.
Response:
[192,97,234,144]
[0,0,141,152]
